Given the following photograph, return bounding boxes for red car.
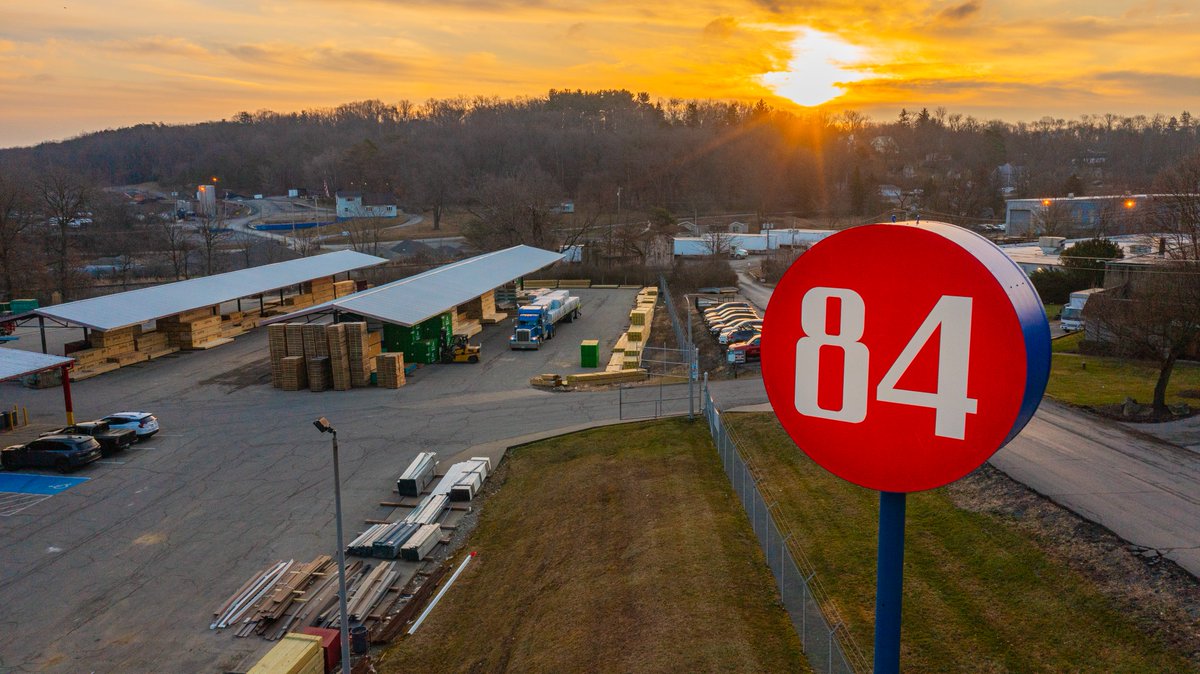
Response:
[727,334,761,363]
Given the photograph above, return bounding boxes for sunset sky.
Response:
[2,1,1199,148]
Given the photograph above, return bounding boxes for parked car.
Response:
[709,313,760,334]
[719,320,763,343]
[727,335,763,362]
[40,421,135,456]
[703,302,751,319]
[100,412,160,440]
[721,327,760,346]
[705,311,756,327]
[1,435,103,472]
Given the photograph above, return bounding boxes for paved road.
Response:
[0,288,745,673]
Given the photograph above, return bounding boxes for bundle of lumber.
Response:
[556,278,591,288]
[462,290,507,324]
[344,322,372,387]
[375,353,406,389]
[267,325,288,388]
[333,279,357,297]
[307,356,331,392]
[325,324,352,391]
[279,356,308,391]
[159,314,227,349]
[306,276,336,304]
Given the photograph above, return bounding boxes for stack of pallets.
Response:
[285,324,305,357]
[307,356,330,392]
[279,356,308,391]
[268,325,288,388]
[325,324,351,391]
[344,322,372,387]
[375,353,406,389]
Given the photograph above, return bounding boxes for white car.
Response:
[100,412,160,440]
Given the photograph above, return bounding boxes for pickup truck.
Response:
[41,421,135,456]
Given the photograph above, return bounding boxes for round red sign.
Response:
[761,222,1050,492]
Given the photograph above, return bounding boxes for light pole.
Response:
[313,416,352,674]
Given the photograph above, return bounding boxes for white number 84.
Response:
[794,287,978,440]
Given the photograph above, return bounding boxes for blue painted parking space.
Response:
[0,473,89,495]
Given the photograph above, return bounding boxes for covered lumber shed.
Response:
[264,244,565,365]
[5,250,388,359]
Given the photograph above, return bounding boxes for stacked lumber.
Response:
[285,324,305,357]
[272,321,386,390]
[307,276,336,304]
[89,327,137,353]
[463,290,507,324]
[284,293,314,308]
[160,314,225,349]
[333,280,357,297]
[376,353,405,389]
[565,369,649,385]
[307,356,331,392]
[557,279,591,288]
[279,356,308,391]
[523,279,557,288]
[325,324,352,391]
[211,556,412,642]
[344,322,372,387]
[107,351,149,366]
[267,325,287,387]
[135,330,170,353]
[177,306,217,322]
[529,373,563,387]
[71,348,112,370]
[451,307,482,338]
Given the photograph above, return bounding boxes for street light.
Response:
[313,416,352,674]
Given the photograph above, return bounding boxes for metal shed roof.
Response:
[0,348,74,381]
[32,250,387,331]
[267,245,564,327]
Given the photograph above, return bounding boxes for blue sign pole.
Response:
[874,490,907,674]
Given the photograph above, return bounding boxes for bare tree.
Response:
[1149,151,1200,261]
[1036,200,1077,237]
[1087,261,1200,414]
[343,217,387,256]
[0,170,33,299]
[191,201,234,276]
[159,220,191,280]
[36,170,91,300]
[701,229,734,258]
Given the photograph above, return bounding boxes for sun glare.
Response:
[762,29,868,107]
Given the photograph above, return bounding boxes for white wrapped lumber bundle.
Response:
[403,493,449,525]
[400,524,442,561]
[397,452,438,497]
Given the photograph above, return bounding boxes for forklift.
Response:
[442,334,481,364]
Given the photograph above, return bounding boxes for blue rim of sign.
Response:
[912,221,1051,447]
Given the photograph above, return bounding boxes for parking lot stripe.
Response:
[0,492,53,517]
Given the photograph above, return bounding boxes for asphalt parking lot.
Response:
[0,287,770,672]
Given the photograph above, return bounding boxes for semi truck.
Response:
[509,289,581,350]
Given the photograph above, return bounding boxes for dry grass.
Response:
[379,419,808,674]
[725,413,1198,673]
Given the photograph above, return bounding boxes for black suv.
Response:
[1,435,103,473]
[41,421,135,457]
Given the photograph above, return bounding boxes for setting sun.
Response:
[762,29,870,107]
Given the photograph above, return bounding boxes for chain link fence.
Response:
[702,382,869,674]
[658,273,688,350]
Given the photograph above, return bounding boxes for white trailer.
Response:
[1061,287,1104,332]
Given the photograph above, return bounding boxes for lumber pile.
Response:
[451,306,482,338]
[345,322,372,387]
[270,321,381,391]
[564,369,648,385]
[556,278,591,288]
[375,353,406,389]
[306,276,336,304]
[279,356,308,391]
[462,290,507,324]
[333,279,357,297]
[159,314,225,349]
[523,279,557,288]
[326,324,351,391]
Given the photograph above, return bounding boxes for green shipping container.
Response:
[10,298,39,313]
[580,339,600,368]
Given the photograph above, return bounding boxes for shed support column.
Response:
[61,366,75,425]
[39,316,47,354]
[237,298,242,312]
